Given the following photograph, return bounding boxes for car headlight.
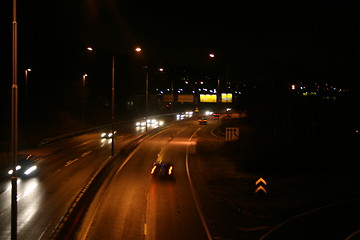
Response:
[8,165,21,175]
[101,133,106,138]
[24,166,37,175]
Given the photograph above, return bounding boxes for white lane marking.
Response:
[81,151,92,158]
[65,150,92,167]
[186,128,213,240]
[65,158,79,167]
[144,223,148,236]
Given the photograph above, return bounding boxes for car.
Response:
[7,154,39,178]
[198,117,207,125]
[101,131,116,138]
[150,161,174,178]
[212,112,220,117]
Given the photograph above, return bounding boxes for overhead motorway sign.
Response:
[200,94,217,103]
[178,94,194,102]
[162,94,174,102]
[221,93,232,103]
[225,128,239,141]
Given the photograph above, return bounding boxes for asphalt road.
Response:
[75,120,210,240]
[0,115,179,240]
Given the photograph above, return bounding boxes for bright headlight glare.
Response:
[8,165,21,175]
[24,166,37,175]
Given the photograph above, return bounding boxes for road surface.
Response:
[75,120,211,239]
[0,115,182,240]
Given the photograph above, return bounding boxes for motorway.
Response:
[0,115,189,240]
[75,120,210,240]
[3,112,360,240]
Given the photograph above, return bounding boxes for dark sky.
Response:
[1,1,360,117]
[2,2,360,82]
[60,2,360,84]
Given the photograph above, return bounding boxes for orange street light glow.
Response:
[135,47,142,52]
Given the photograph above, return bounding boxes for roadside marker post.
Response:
[225,128,239,141]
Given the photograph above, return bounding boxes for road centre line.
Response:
[81,151,91,158]
[65,150,92,167]
[65,158,79,167]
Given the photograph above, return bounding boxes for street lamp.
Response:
[11,0,18,238]
[82,74,88,125]
[135,47,149,132]
[84,46,116,156]
[25,68,31,138]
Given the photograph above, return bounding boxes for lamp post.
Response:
[25,69,31,138]
[11,0,18,238]
[135,47,149,132]
[85,46,116,156]
[209,52,221,142]
[82,74,88,125]
[111,56,115,156]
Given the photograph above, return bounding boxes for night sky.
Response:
[1,2,359,82]
[1,1,360,138]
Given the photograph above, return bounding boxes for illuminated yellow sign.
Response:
[200,94,217,103]
[221,93,232,103]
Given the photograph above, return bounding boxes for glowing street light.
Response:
[135,47,148,131]
[86,46,93,51]
[209,53,215,58]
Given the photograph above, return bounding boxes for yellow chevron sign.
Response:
[255,177,267,194]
